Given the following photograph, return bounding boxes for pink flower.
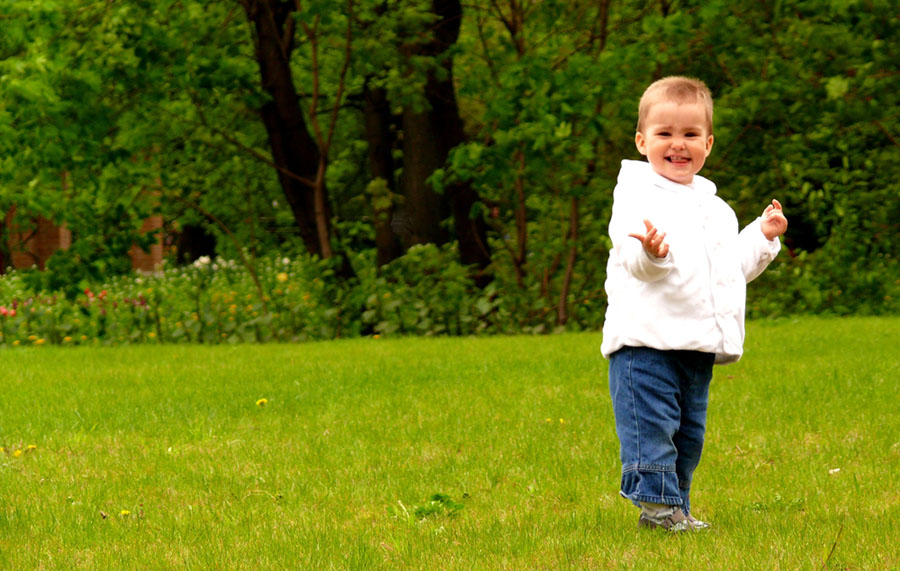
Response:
[0,306,7,316]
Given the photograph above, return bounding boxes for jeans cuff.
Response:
[620,464,682,507]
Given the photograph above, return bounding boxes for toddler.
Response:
[601,76,788,531]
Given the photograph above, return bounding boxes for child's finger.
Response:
[772,199,783,210]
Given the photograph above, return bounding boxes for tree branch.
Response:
[176,95,317,189]
[873,119,900,149]
[324,0,355,156]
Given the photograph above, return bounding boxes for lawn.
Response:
[1,317,898,569]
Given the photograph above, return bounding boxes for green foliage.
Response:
[358,243,497,336]
[0,246,601,346]
[1,0,898,322]
[389,493,466,525]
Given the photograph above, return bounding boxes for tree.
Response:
[2,0,897,320]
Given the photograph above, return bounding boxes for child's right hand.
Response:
[760,199,788,240]
[629,219,669,258]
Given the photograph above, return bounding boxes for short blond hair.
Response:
[637,76,714,134]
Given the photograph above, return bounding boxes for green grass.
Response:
[1,317,898,569]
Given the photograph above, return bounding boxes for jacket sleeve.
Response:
[608,187,674,283]
[738,217,781,283]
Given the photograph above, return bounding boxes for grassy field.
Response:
[1,317,898,569]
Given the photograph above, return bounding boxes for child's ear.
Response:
[705,134,715,156]
[635,132,648,156]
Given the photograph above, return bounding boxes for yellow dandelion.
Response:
[276,272,288,283]
[120,510,131,516]
[13,449,22,458]
[559,418,565,424]
[26,444,37,450]
[35,339,45,345]
[63,336,72,343]
[256,398,268,407]
[373,334,381,339]
[148,332,157,339]
[545,418,552,423]
[81,335,88,341]
[28,335,37,341]
[13,340,20,346]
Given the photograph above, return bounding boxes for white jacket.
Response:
[601,160,781,364]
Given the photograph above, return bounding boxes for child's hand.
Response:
[761,199,788,240]
[629,219,669,258]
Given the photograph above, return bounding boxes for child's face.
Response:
[635,100,714,185]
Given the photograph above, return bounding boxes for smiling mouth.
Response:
[666,156,690,164]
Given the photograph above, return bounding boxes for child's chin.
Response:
[659,170,694,185]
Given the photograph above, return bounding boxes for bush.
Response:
[0,246,503,347]
[1,237,897,348]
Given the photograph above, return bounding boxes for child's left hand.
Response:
[761,199,788,240]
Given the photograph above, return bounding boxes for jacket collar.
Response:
[618,159,717,196]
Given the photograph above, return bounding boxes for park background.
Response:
[1,2,899,569]
[0,0,897,345]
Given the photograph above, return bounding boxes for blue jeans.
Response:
[608,346,715,515]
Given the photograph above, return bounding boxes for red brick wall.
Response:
[6,207,72,270]
[5,207,163,273]
[129,214,164,272]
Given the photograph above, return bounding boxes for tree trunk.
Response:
[557,197,579,326]
[242,0,332,258]
[399,103,451,247]
[399,0,491,280]
[363,82,404,267]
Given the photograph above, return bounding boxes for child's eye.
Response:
[657,131,671,137]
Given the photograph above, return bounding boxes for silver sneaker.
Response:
[687,513,711,530]
[639,508,708,532]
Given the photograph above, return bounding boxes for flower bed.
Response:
[0,245,549,347]
[0,255,349,347]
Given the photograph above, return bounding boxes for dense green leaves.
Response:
[1,0,897,325]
